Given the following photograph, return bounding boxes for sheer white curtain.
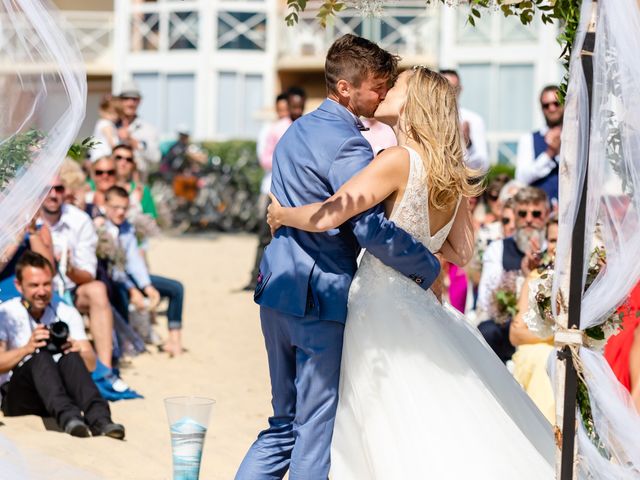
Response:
[0,0,88,477]
[0,0,86,259]
[553,0,640,477]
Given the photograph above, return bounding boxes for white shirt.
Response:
[476,236,547,322]
[0,298,87,385]
[515,125,559,186]
[124,116,161,175]
[90,118,118,161]
[476,239,506,320]
[48,204,98,292]
[460,108,489,172]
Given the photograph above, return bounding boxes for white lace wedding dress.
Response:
[330,146,555,479]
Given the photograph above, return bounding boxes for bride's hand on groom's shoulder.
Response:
[267,193,283,236]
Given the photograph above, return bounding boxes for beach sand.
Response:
[0,234,271,479]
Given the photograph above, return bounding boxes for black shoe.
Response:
[64,418,90,438]
[92,420,125,440]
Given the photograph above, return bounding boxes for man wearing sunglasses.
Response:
[476,187,550,363]
[515,85,564,206]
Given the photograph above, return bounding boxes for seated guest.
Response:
[508,218,558,422]
[113,144,158,220]
[500,199,517,238]
[0,252,124,439]
[59,157,90,211]
[465,198,518,316]
[0,215,55,302]
[104,186,185,356]
[450,176,511,313]
[40,177,115,371]
[605,281,640,413]
[86,155,117,219]
[476,187,549,362]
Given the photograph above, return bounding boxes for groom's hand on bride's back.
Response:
[430,253,447,302]
[266,193,283,236]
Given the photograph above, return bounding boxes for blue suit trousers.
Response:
[236,305,344,480]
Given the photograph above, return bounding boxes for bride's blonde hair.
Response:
[401,66,483,210]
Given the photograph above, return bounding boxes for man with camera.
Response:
[0,251,125,439]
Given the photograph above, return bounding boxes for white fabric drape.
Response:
[553,0,640,477]
[0,0,90,477]
[0,0,86,259]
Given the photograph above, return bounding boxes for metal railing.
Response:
[278,1,440,64]
[63,11,114,74]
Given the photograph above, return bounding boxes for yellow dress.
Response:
[512,343,556,423]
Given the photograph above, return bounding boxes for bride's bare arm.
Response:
[268,147,409,233]
[439,197,475,266]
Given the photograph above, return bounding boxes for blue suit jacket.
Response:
[254,99,441,322]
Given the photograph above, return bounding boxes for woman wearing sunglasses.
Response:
[113,144,158,220]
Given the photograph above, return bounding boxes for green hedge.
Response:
[201,140,263,195]
[485,163,516,184]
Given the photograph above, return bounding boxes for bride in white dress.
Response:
[268,66,554,478]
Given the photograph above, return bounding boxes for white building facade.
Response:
[61,0,561,165]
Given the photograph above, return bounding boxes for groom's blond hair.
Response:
[325,34,399,94]
[402,67,483,210]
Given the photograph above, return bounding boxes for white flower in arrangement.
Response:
[524,248,626,349]
[523,271,555,339]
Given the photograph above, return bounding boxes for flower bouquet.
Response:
[132,213,160,245]
[95,226,126,273]
[523,247,624,349]
[487,270,521,325]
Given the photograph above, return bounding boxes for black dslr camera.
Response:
[44,321,70,355]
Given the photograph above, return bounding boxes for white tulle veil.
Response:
[0,0,91,477]
[0,0,86,259]
[553,0,640,477]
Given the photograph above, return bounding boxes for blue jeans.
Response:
[115,275,184,330]
[150,275,184,330]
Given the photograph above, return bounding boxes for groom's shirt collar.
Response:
[325,98,370,131]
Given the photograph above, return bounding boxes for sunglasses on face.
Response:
[107,205,128,212]
[542,101,560,110]
[517,209,543,219]
[95,169,116,177]
[501,217,513,225]
[487,193,499,202]
[114,154,134,163]
[51,185,65,193]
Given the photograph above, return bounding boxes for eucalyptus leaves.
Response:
[0,131,98,193]
[0,130,44,191]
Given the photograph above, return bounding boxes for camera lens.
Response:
[45,321,69,354]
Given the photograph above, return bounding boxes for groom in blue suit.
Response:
[236,35,441,480]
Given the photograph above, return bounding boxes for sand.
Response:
[0,233,271,479]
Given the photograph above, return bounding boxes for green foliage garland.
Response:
[0,130,44,190]
[0,131,97,192]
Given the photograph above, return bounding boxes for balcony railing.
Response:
[64,11,114,75]
[0,11,114,75]
[278,1,440,68]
